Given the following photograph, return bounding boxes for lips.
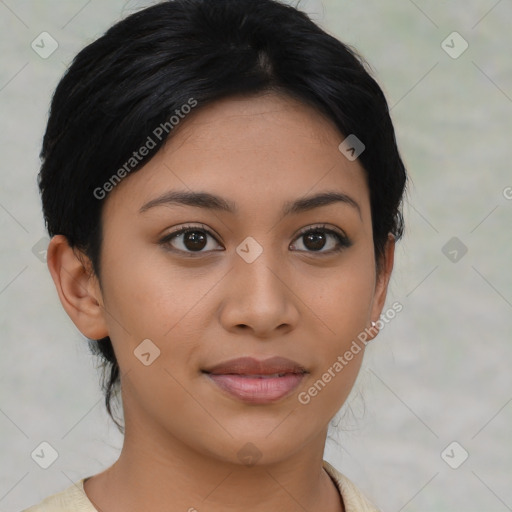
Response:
[202,356,308,376]
[202,356,308,404]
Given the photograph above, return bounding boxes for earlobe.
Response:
[46,235,109,340]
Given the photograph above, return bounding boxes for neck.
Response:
[83,414,344,512]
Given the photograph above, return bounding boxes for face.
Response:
[74,92,393,464]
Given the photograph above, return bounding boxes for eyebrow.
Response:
[139,189,361,219]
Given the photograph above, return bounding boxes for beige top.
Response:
[22,460,380,511]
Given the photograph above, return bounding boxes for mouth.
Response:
[208,372,298,378]
[201,356,308,404]
[202,372,307,404]
[202,355,308,376]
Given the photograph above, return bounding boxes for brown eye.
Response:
[304,231,329,251]
[179,230,208,251]
[160,223,351,257]
[290,226,352,254]
[160,225,223,255]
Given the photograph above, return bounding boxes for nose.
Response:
[218,246,300,338]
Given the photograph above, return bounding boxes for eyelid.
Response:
[294,223,348,241]
[165,222,218,239]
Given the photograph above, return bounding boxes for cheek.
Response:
[296,245,375,397]
[298,350,364,427]
[301,243,376,337]
[100,240,211,337]
[98,242,225,393]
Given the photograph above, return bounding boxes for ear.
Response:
[46,234,109,340]
[367,233,395,341]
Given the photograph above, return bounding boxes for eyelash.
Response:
[159,223,352,257]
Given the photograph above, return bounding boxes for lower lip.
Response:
[204,372,306,404]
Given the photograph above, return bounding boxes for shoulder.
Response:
[322,460,381,512]
[21,478,97,512]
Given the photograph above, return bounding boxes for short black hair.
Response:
[38,0,407,432]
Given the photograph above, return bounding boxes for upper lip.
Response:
[202,356,308,375]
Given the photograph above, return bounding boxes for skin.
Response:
[47,91,394,512]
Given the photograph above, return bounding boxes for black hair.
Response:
[38,0,407,432]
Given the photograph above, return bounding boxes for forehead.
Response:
[104,92,370,220]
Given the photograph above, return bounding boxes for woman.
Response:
[24,0,407,510]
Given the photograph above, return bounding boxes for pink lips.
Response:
[202,356,307,404]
